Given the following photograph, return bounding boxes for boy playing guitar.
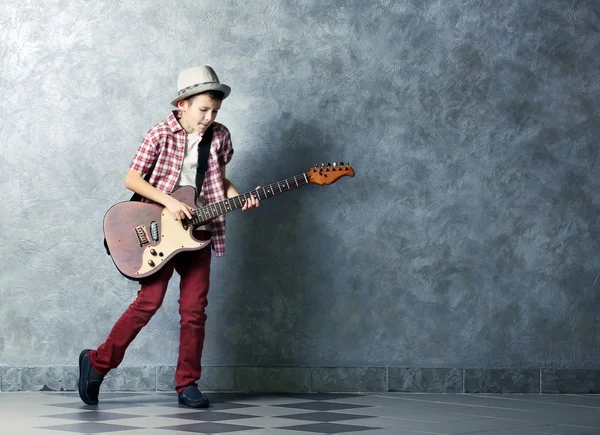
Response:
[78,65,259,408]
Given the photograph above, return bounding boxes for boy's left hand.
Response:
[242,186,261,211]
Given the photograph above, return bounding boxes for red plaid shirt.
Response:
[129,111,234,257]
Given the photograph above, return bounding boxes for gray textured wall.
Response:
[1,0,599,374]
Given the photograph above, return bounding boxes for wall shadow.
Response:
[214,110,346,385]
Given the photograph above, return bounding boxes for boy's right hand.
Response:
[164,197,193,221]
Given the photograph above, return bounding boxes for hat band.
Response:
[178,82,217,96]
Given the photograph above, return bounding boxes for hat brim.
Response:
[171,83,231,106]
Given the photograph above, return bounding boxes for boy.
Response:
[78,65,258,408]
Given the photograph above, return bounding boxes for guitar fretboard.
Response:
[190,173,309,225]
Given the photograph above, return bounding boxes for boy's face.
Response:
[177,93,222,135]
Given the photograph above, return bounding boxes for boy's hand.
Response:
[165,197,193,220]
[242,186,261,211]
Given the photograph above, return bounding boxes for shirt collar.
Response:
[167,110,184,133]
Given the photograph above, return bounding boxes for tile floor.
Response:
[1,391,599,434]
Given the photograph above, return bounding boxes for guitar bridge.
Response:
[134,225,150,246]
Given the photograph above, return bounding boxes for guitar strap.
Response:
[103,125,214,255]
[194,124,214,198]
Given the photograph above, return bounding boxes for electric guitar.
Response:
[104,162,355,279]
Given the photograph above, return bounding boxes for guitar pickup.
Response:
[135,225,150,246]
[150,221,160,242]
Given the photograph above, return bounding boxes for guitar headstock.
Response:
[306,162,355,185]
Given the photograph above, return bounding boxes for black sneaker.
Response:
[78,349,104,405]
[178,386,210,408]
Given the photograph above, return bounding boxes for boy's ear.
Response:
[177,98,192,112]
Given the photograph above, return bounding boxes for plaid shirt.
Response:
[129,111,234,257]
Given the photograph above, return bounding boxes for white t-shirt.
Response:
[176,132,212,231]
[176,132,200,187]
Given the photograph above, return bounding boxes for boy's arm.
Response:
[124,170,194,220]
[220,166,259,210]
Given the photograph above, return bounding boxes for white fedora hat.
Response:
[170,65,231,107]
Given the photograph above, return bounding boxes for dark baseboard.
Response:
[1,366,599,394]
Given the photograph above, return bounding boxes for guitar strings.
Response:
[189,174,308,224]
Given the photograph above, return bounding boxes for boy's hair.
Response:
[186,90,225,103]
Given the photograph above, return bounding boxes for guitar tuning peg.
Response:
[321,163,325,167]
[332,162,337,167]
[340,161,344,166]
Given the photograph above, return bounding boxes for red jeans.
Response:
[89,244,211,393]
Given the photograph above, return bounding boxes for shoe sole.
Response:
[178,397,209,408]
[78,349,98,406]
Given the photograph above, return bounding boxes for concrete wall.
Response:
[1,0,599,393]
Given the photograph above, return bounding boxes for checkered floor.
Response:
[1,391,600,434]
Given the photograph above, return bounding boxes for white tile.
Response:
[227,396,314,406]
[217,416,308,428]
[218,405,316,417]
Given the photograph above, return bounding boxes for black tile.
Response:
[37,422,141,433]
[207,401,259,410]
[92,393,151,399]
[158,401,258,410]
[40,411,140,422]
[109,395,174,405]
[273,393,364,401]
[279,411,375,422]
[160,422,260,433]
[275,401,371,411]
[160,411,259,421]
[44,392,150,399]
[282,422,378,433]
[205,393,264,402]
[84,393,175,406]
[46,401,147,410]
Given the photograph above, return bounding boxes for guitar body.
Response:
[104,185,211,280]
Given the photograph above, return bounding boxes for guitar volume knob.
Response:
[148,260,155,267]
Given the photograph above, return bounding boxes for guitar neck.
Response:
[190,172,309,225]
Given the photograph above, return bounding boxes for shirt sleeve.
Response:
[129,128,160,175]
[217,125,234,167]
